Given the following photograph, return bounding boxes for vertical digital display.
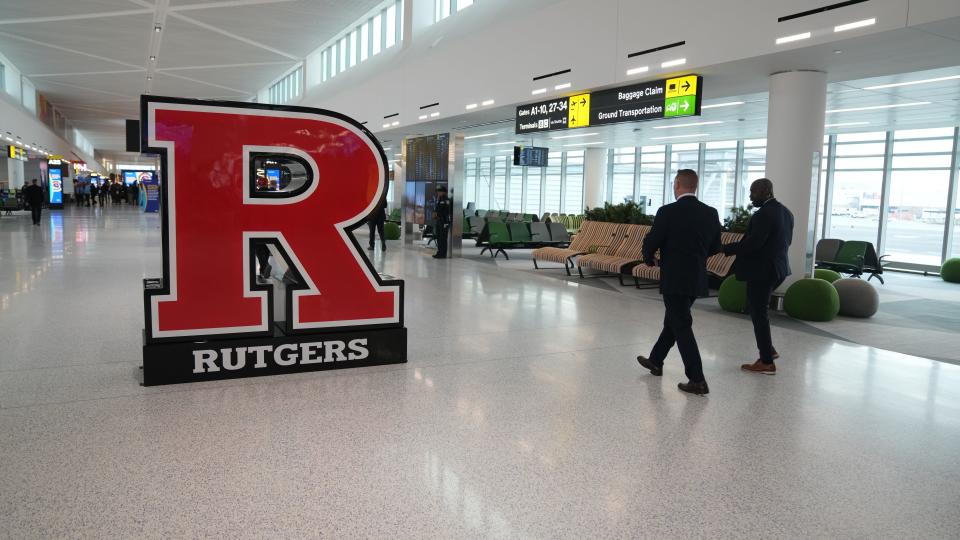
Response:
[49,169,63,205]
[265,168,281,189]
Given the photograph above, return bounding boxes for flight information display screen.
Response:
[405,134,449,181]
[513,146,549,167]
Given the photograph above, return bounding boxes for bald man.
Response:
[636,169,722,396]
[723,178,794,375]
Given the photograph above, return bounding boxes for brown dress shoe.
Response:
[741,360,776,375]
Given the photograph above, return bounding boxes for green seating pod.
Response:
[718,276,748,314]
[384,222,401,240]
[784,278,840,322]
[814,268,842,283]
[941,258,960,283]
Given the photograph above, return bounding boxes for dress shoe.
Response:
[741,360,776,375]
[367,245,374,250]
[678,381,710,395]
[432,254,444,259]
[636,355,662,376]
[381,243,386,251]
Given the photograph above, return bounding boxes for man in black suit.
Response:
[636,170,722,395]
[723,178,794,375]
[367,198,387,251]
[23,179,45,226]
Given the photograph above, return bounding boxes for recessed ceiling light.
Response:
[626,66,649,76]
[154,25,162,32]
[554,83,571,90]
[701,101,744,109]
[550,132,600,140]
[464,132,499,140]
[863,75,960,90]
[4,136,11,141]
[391,121,400,126]
[482,141,518,146]
[835,18,876,32]
[826,102,929,113]
[650,133,710,140]
[481,99,495,106]
[824,121,870,127]
[150,55,156,61]
[564,141,605,147]
[531,88,547,95]
[146,76,152,81]
[776,32,811,45]
[430,112,440,118]
[661,58,686,68]
[418,114,428,120]
[465,103,478,110]
[382,123,391,129]
[652,120,723,129]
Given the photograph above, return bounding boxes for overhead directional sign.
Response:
[516,75,703,134]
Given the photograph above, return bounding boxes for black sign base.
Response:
[142,326,407,386]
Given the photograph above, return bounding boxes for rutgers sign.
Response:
[140,96,405,385]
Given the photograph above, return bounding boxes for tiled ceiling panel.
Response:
[157,63,297,94]
[180,0,385,57]
[0,14,152,70]
[157,15,293,68]
[0,0,145,20]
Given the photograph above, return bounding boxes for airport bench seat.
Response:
[532,221,625,274]
[576,224,651,284]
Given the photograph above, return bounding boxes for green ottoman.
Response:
[942,258,960,283]
[814,268,842,283]
[718,276,748,314]
[384,222,401,241]
[784,278,840,322]
[833,278,879,318]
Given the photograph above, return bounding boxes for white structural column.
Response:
[765,70,827,286]
[583,147,607,210]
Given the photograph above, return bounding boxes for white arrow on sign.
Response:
[681,100,690,112]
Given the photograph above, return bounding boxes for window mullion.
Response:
[942,126,960,263]
[877,131,895,255]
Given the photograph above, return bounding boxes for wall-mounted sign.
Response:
[7,145,27,161]
[516,75,703,134]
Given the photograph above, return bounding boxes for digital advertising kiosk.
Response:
[139,96,406,385]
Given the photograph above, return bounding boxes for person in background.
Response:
[131,182,140,207]
[90,182,99,206]
[636,169,722,396]
[73,179,81,207]
[432,185,452,259]
[367,198,387,252]
[722,178,794,375]
[98,181,107,206]
[23,179,44,226]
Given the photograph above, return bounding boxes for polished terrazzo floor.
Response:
[1,206,959,538]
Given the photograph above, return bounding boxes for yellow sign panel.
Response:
[665,75,698,99]
[568,93,591,128]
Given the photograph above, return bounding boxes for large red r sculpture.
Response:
[145,100,400,341]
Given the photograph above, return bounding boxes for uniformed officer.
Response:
[433,184,452,259]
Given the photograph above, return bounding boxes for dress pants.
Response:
[435,223,449,257]
[649,294,705,383]
[31,206,42,225]
[746,279,782,364]
[368,220,385,248]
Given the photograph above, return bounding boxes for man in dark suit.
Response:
[723,178,794,375]
[367,198,387,251]
[23,179,45,226]
[636,170,722,395]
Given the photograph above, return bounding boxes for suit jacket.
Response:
[642,196,722,297]
[369,200,387,225]
[23,184,44,206]
[724,198,794,283]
